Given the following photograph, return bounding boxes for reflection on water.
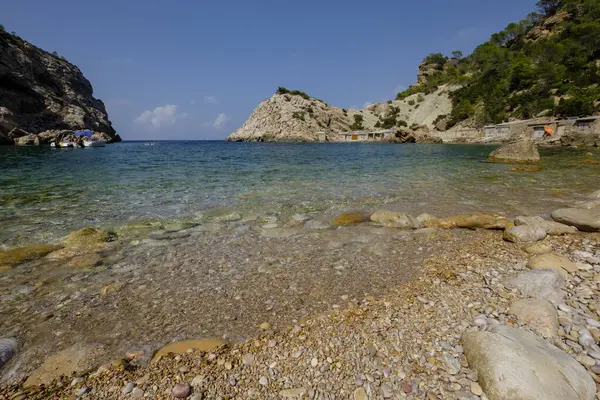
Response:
[0,142,598,246]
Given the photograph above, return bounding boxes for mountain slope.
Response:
[0,27,117,143]
[398,0,600,128]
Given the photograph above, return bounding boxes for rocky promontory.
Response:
[226,86,453,143]
[0,28,119,145]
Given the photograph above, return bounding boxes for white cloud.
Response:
[212,113,229,129]
[204,96,219,104]
[134,104,187,128]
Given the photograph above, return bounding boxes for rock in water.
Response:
[514,215,578,235]
[0,338,18,368]
[509,299,558,338]
[0,30,116,139]
[503,225,546,243]
[426,213,510,230]
[488,137,540,164]
[0,244,63,266]
[370,210,417,229]
[504,269,564,305]
[551,208,600,232]
[463,325,595,400]
[333,211,371,226]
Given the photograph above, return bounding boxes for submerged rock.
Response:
[514,215,578,235]
[0,244,63,265]
[509,298,558,338]
[527,253,577,278]
[333,211,371,226]
[24,343,107,387]
[551,208,600,232]
[503,225,546,243]
[152,339,228,362]
[370,210,417,229]
[488,138,540,164]
[0,338,18,368]
[426,213,510,230]
[463,325,595,400]
[65,228,115,247]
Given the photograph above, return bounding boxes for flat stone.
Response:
[353,387,368,400]
[123,382,135,394]
[503,225,546,243]
[333,211,371,226]
[131,388,144,399]
[463,325,595,400]
[152,338,228,361]
[470,381,483,396]
[515,215,578,235]
[24,343,107,387]
[509,298,558,338]
[504,269,564,305]
[523,242,552,255]
[426,213,510,230]
[370,210,417,229]
[527,253,578,278]
[551,208,600,232]
[279,388,309,398]
[0,338,18,368]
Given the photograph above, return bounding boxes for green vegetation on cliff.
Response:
[397,0,600,126]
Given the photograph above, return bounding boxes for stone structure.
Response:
[337,130,392,142]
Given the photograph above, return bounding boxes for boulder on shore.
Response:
[425,213,510,230]
[514,215,578,235]
[463,325,595,400]
[551,208,600,232]
[502,225,546,243]
[509,298,558,338]
[503,269,564,305]
[488,138,540,164]
[527,252,577,278]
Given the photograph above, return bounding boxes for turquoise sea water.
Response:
[0,141,598,246]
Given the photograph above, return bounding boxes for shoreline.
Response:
[0,193,599,398]
[1,227,598,399]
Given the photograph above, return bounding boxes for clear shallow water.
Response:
[0,141,598,246]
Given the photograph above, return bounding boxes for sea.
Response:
[0,141,597,247]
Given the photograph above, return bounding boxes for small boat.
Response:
[59,141,74,148]
[83,139,106,147]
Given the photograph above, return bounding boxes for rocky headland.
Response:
[0,28,119,145]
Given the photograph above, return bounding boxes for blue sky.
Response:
[3,0,538,140]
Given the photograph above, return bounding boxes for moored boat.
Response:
[83,139,106,147]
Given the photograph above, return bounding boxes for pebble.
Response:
[442,352,462,375]
[449,383,462,391]
[122,382,135,394]
[172,383,191,398]
[242,353,254,366]
[558,304,572,313]
[586,318,600,328]
[259,322,271,330]
[588,350,600,360]
[579,331,595,347]
[381,383,393,398]
[75,387,89,397]
[353,387,368,400]
[576,353,597,367]
[470,381,483,396]
[224,361,232,370]
[259,376,269,386]
[311,357,318,367]
[131,388,145,399]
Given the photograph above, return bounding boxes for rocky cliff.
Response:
[0,29,117,144]
[227,85,452,142]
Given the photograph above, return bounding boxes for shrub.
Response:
[417,94,425,103]
[387,100,392,104]
[306,107,314,114]
[292,111,305,121]
[276,87,311,100]
[397,120,408,127]
[349,114,364,130]
[284,95,291,101]
[407,99,415,106]
[0,25,5,32]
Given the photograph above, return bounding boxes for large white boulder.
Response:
[463,325,595,400]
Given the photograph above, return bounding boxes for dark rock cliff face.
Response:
[0,30,117,144]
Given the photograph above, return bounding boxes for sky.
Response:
[2,0,539,140]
